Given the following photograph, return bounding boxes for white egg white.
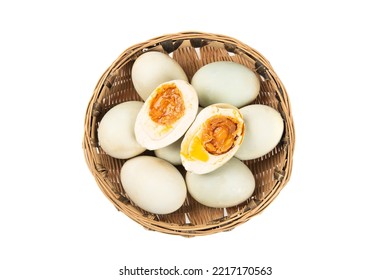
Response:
[135,80,198,150]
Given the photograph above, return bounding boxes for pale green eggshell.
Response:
[235,104,284,160]
[120,156,187,214]
[191,61,260,108]
[131,51,188,101]
[97,101,145,159]
[186,157,255,208]
[154,136,183,165]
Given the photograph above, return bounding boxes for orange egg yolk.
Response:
[183,115,241,162]
[201,116,239,155]
[149,83,185,126]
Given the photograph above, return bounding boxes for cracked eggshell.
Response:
[134,80,199,150]
[186,157,255,208]
[180,103,245,174]
[131,51,188,101]
[235,104,284,160]
[97,101,146,159]
[120,156,187,215]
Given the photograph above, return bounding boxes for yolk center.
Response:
[149,83,185,126]
[201,116,238,155]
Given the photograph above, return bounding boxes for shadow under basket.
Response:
[83,31,295,237]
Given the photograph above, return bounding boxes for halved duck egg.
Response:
[135,80,198,150]
[180,103,245,174]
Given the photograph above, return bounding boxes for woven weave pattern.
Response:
[83,32,295,237]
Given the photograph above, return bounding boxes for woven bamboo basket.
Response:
[83,31,295,237]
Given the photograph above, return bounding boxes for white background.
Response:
[1,0,389,279]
